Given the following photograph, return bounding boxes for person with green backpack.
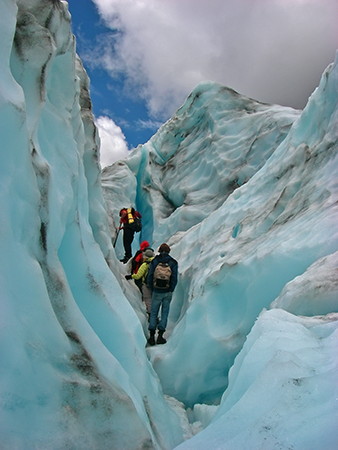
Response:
[129,240,153,292]
[125,248,155,318]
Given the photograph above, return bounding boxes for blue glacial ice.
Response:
[0,1,337,448]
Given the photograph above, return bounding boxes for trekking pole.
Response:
[113,228,120,248]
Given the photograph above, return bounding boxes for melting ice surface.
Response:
[1,1,338,449]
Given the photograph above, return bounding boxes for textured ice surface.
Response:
[102,82,300,250]
[176,310,338,449]
[104,50,338,448]
[104,51,338,406]
[1,0,337,448]
[0,1,184,448]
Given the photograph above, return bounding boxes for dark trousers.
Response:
[123,227,135,260]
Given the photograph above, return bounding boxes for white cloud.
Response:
[95,116,129,168]
[92,0,337,118]
[135,118,164,130]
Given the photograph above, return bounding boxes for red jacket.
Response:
[119,208,141,227]
[131,241,151,274]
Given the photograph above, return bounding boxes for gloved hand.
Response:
[125,275,132,280]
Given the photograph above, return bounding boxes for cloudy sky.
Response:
[67,0,337,167]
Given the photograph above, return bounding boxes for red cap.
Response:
[140,241,150,250]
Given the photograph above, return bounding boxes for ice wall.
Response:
[177,310,338,449]
[1,0,337,448]
[151,53,338,407]
[103,49,338,448]
[0,1,185,448]
[102,83,300,253]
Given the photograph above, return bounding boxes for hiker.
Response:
[130,240,153,291]
[146,243,178,346]
[125,248,155,317]
[119,207,142,263]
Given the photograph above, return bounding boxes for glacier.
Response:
[1,1,337,449]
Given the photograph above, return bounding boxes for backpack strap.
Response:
[127,208,135,225]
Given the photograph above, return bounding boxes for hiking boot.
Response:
[147,330,156,346]
[156,330,167,345]
[120,256,131,264]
